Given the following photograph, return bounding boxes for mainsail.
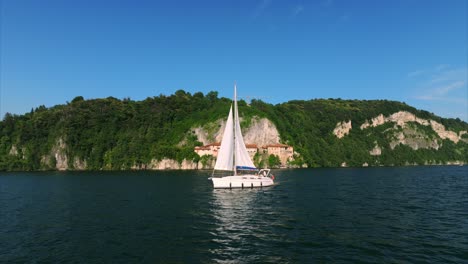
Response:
[234,89,256,169]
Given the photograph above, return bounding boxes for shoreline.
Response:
[1,163,465,173]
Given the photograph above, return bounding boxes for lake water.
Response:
[1,166,467,263]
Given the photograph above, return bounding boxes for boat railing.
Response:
[258,169,271,177]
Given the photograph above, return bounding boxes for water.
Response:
[1,167,467,263]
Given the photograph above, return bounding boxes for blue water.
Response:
[1,166,467,263]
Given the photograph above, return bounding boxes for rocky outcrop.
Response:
[358,111,466,144]
[333,111,466,152]
[243,117,281,146]
[360,112,430,129]
[369,144,382,156]
[360,114,386,129]
[333,121,352,139]
[192,116,281,146]
[73,157,87,170]
[9,145,18,156]
[192,119,226,146]
[131,158,214,170]
[429,120,460,143]
[9,145,26,159]
[146,158,199,170]
[446,161,466,165]
[389,130,440,150]
[53,138,69,171]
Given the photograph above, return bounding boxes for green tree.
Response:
[268,154,281,168]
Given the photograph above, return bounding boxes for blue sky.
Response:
[1,0,467,120]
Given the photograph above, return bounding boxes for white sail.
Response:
[214,105,234,171]
[211,84,274,188]
[234,90,256,169]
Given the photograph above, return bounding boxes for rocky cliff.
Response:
[333,111,467,146]
[193,116,281,146]
[332,111,467,166]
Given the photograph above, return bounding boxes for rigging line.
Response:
[233,83,237,176]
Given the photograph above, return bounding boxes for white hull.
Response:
[212,175,274,189]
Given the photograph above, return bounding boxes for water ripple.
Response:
[0,167,467,263]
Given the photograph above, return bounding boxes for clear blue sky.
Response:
[1,0,467,120]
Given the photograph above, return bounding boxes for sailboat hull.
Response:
[212,175,274,189]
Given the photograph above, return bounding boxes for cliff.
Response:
[332,111,467,166]
[193,116,280,146]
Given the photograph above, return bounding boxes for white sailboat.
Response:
[210,84,275,189]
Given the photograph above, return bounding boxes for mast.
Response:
[233,83,237,176]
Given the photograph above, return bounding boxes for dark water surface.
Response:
[1,167,467,263]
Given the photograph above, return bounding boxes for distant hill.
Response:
[1,90,467,171]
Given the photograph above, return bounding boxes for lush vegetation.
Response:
[251,99,468,167]
[0,91,467,171]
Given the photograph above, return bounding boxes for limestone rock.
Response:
[369,145,382,156]
[333,120,352,138]
[9,145,18,156]
[243,117,281,146]
[359,111,466,144]
[148,158,198,170]
[53,138,68,171]
[73,157,87,170]
[193,116,281,146]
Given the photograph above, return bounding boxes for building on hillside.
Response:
[193,145,211,157]
[262,144,294,165]
[194,142,294,166]
[194,143,221,157]
[245,144,258,160]
[194,143,258,159]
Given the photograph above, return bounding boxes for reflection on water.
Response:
[1,167,467,263]
[208,187,292,263]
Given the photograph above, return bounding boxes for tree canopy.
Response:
[0,91,467,171]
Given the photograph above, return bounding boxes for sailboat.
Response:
[210,84,275,189]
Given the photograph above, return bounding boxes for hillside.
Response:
[1,90,467,171]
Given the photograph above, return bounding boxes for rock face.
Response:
[357,111,466,144]
[334,111,467,154]
[243,117,281,146]
[132,159,199,170]
[9,145,26,159]
[193,119,226,146]
[73,157,87,170]
[389,129,440,150]
[53,138,69,171]
[333,121,352,139]
[360,114,386,129]
[149,158,199,170]
[39,138,87,170]
[9,145,18,156]
[369,145,382,156]
[360,112,430,129]
[193,116,281,146]
[429,120,460,143]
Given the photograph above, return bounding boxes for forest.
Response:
[0,90,467,171]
